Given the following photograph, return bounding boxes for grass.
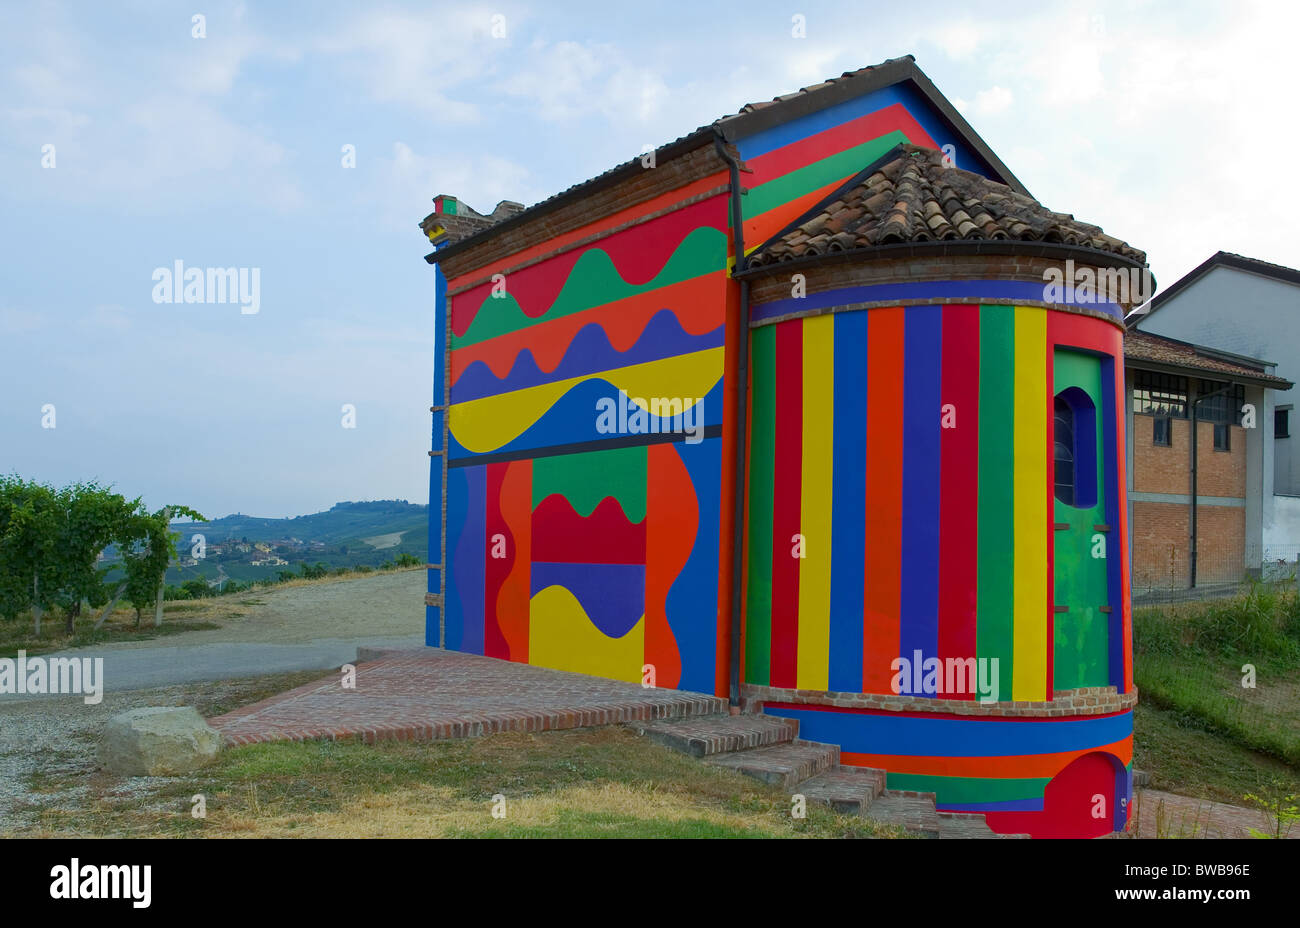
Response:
[0,608,224,659]
[1132,702,1300,805]
[1133,582,1300,766]
[13,723,905,839]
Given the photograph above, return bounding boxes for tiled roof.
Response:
[1124,330,1292,388]
[426,56,1030,264]
[748,145,1145,267]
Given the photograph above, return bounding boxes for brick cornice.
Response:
[436,143,729,283]
[740,683,1139,718]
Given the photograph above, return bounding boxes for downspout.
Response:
[714,131,749,709]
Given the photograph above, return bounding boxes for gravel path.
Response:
[0,570,426,697]
[0,673,322,831]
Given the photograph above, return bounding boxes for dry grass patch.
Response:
[16,726,905,839]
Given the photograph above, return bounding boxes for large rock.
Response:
[100,707,221,776]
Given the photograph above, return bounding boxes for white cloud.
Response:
[495,40,672,127]
[381,141,537,222]
[972,85,1013,116]
[313,7,505,121]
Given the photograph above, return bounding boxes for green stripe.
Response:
[743,133,908,219]
[745,326,776,684]
[455,226,728,348]
[885,773,1050,804]
[531,445,647,522]
[977,306,1015,686]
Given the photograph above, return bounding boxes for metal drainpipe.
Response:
[714,131,749,709]
[1189,382,1233,588]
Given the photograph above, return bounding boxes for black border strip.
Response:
[446,425,724,468]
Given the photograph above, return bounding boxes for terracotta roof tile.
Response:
[748,145,1145,267]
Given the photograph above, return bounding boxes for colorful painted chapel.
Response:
[421,56,1146,838]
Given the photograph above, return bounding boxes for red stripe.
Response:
[863,308,904,694]
[745,103,939,187]
[770,320,803,688]
[483,462,511,659]
[1044,314,1130,692]
[938,306,980,697]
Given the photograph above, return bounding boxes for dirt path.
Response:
[0,570,427,696]
[89,568,425,650]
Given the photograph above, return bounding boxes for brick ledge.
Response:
[741,683,1138,718]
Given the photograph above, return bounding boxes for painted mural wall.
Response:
[440,192,734,694]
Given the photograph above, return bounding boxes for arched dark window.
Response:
[1054,397,1075,506]
[1054,387,1098,509]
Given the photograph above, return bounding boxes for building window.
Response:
[1153,416,1172,446]
[1277,408,1290,439]
[1213,422,1231,451]
[1054,397,1075,506]
[1196,380,1246,425]
[1054,387,1098,508]
[1133,371,1188,417]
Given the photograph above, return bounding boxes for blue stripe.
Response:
[752,281,1123,322]
[939,798,1045,812]
[736,85,992,180]
[673,438,724,694]
[761,705,1134,757]
[448,465,486,654]
[829,310,867,691]
[429,259,448,646]
[899,307,942,690]
[444,467,470,651]
[1100,354,1125,691]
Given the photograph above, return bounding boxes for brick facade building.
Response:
[1124,329,1291,593]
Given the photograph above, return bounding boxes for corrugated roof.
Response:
[1124,330,1292,388]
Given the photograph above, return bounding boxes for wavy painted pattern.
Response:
[454,309,724,403]
[450,273,726,386]
[452,225,727,348]
[449,348,723,456]
[451,196,726,339]
[528,585,645,683]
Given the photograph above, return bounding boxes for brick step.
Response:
[796,766,887,815]
[936,811,1007,839]
[705,740,840,790]
[864,792,942,837]
[632,714,799,757]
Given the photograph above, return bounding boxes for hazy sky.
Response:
[2,0,1295,518]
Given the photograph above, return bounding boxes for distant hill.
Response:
[158,500,429,587]
[173,500,428,546]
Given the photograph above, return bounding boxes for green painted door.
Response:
[1052,350,1110,690]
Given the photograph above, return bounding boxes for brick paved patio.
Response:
[210,648,726,746]
[1131,789,1298,839]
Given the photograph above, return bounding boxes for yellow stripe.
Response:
[1012,306,1048,700]
[449,347,723,454]
[797,314,833,690]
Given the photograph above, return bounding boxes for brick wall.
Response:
[747,252,1142,318]
[1196,421,1247,498]
[1130,412,1248,588]
[1133,415,1189,494]
[1196,505,1247,583]
[1132,500,1190,588]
